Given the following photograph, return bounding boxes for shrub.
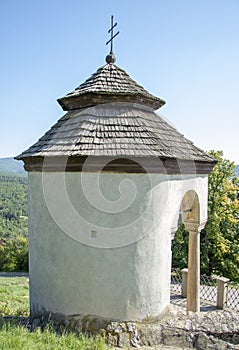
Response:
[0,236,28,272]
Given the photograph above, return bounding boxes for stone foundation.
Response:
[4,305,236,349]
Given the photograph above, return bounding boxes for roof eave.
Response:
[17,155,217,175]
[57,92,165,111]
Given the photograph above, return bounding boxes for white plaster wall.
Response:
[28,171,208,321]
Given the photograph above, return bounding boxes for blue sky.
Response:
[1,0,238,163]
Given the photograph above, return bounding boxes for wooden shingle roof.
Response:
[17,103,215,161]
[57,64,165,111]
[16,62,216,173]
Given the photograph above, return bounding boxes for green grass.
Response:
[0,276,110,349]
[0,277,29,317]
[0,325,108,350]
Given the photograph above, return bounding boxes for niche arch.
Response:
[180,190,200,226]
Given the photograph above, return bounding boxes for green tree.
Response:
[171,220,188,269]
[201,151,239,281]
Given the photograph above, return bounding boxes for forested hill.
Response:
[0,157,26,177]
[0,173,28,271]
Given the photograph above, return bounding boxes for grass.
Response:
[0,276,110,349]
[0,325,109,350]
[0,277,29,317]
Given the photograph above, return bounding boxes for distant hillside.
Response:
[0,157,26,177]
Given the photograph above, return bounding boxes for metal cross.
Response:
[106,15,120,53]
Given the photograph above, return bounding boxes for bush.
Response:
[0,236,28,272]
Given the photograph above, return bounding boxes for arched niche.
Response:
[180,190,200,226]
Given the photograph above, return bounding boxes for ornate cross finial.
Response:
[106,15,120,64]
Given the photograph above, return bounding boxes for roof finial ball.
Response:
[106,51,116,64]
[105,15,119,64]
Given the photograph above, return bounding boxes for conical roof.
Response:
[16,61,216,174]
[57,63,165,111]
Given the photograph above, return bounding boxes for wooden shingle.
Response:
[17,103,215,164]
[57,64,165,111]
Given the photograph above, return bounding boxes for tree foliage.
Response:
[0,175,28,271]
[201,151,239,281]
[172,151,239,282]
[171,220,188,270]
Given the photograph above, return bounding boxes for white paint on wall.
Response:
[28,171,208,321]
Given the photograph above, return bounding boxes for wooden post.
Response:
[217,277,230,310]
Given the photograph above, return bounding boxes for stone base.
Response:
[3,305,239,349]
